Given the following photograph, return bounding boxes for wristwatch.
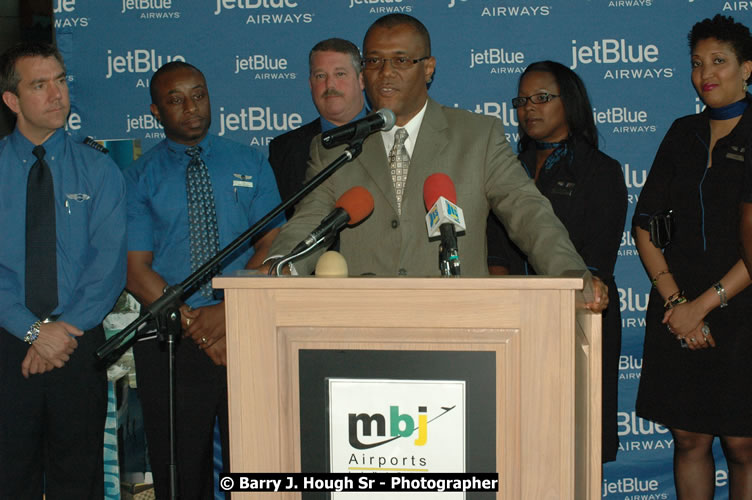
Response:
[24,320,42,344]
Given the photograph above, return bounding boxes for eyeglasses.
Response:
[511,92,560,108]
[362,56,430,70]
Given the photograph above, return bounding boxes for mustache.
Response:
[322,88,345,98]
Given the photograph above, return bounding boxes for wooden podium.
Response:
[213,274,602,499]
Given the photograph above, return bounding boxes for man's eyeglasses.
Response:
[362,56,430,70]
[511,92,560,108]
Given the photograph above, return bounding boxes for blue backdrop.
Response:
[54,0,752,498]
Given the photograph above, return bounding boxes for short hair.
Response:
[0,41,66,94]
[309,38,362,75]
[149,61,205,103]
[364,14,431,56]
[689,14,752,82]
[517,60,599,153]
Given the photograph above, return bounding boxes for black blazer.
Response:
[268,118,321,219]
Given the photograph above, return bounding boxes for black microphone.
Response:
[321,109,396,149]
[289,186,374,255]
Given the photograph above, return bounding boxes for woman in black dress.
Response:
[634,14,752,499]
[486,60,627,462]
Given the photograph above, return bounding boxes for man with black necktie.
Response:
[0,42,127,499]
[124,61,283,499]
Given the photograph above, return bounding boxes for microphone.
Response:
[315,251,349,277]
[321,109,396,149]
[423,173,466,277]
[289,186,374,256]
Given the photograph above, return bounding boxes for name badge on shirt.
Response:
[233,173,253,188]
[66,193,91,202]
[726,145,745,162]
[551,181,575,196]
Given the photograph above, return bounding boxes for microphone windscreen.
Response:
[376,108,396,131]
[335,186,374,225]
[423,173,457,210]
[315,251,348,277]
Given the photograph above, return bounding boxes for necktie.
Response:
[25,145,58,318]
[185,146,220,298]
[389,128,410,215]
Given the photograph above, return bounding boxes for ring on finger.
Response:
[701,323,711,338]
[186,318,192,326]
[689,337,696,343]
[201,336,208,344]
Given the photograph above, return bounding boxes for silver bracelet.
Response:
[24,320,42,344]
[713,281,728,308]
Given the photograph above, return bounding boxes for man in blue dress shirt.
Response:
[268,38,367,219]
[124,61,283,499]
[0,42,127,498]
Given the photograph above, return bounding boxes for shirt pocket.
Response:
[218,174,257,239]
[62,193,91,258]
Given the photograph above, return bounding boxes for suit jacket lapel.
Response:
[355,131,399,214]
[405,98,449,210]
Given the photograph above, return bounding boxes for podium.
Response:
[213,274,602,499]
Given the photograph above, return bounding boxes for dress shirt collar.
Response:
[164,134,213,163]
[380,99,428,158]
[10,127,65,164]
[319,106,369,133]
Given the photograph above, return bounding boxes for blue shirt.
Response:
[0,128,127,340]
[124,134,284,309]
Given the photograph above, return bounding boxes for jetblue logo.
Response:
[619,287,648,312]
[217,106,302,135]
[608,0,652,6]
[481,5,550,16]
[215,0,298,14]
[571,39,659,69]
[106,50,185,78]
[54,0,89,28]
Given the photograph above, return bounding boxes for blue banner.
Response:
[56,1,748,498]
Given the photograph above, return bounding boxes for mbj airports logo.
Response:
[347,405,455,469]
[213,0,314,24]
[570,39,674,80]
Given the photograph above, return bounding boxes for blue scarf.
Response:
[534,140,570,173]
[709,97,748,120]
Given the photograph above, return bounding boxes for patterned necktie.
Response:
[25,145,58,318]
[389,128,410,215]
[185,145,220,298]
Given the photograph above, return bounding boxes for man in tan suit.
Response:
[266,14,606,306]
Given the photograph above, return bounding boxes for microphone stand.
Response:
[95,137,364,500]
[438,226,461,277]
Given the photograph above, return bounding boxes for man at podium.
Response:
[264,14,606,311]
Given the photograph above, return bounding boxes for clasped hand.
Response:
[663,300,716,350]
[181,303,227,366]
[21,321,83,378]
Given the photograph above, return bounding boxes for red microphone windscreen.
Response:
[423,173,457,210]
[335,186,374,224]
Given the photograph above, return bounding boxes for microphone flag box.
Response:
[425,196,466,238]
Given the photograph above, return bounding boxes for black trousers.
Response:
[0,325,107,500]
[134,336,229,500]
